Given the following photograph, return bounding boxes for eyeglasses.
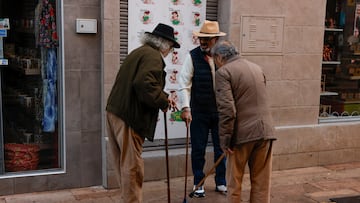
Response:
[199,37,213,42]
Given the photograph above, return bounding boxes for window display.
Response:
[0,0,60,174]
[320,0,360,120]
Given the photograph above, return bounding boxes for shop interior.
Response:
[321,0,360,119]
[0,0,59,174]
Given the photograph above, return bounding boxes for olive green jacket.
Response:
[106,44,169,141]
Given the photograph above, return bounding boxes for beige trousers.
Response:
[227,139,273,203]
[106,112,145,203]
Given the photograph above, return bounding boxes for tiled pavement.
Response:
[1,162,360,203]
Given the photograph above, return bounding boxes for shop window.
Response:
[320,0,360,122]
[0,0,63,175]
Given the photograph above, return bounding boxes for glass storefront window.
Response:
[320,0,360,122]
[0,0,62,175]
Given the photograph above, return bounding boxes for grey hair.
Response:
[211,40,239,61]
[141,33,173,52]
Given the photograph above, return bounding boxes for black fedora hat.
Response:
[146,23,181,48]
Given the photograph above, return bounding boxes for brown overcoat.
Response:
[215,56,276,150]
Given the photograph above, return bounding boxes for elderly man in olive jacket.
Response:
[106,23,180,203]
[212,40,276,203]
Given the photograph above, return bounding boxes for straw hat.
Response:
[193,20,226,37]
[146,23,181,48]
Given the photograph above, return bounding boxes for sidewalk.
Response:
[1,162,360,203]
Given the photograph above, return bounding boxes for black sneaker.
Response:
[193,185,205,198]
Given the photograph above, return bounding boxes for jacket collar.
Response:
[226,55,240,64]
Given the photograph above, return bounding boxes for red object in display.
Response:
[4,143,40,172]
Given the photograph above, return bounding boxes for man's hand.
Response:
[222,147,234,155]
[162,98,176,112]
[180,107,192,123]
[168,98,176,110]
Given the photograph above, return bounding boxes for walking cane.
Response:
[164,112,171,203]
[189,153,226,198]
[182,120,190,203]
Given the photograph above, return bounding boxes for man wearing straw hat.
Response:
[106,23,179,202]
[178,20,227,198]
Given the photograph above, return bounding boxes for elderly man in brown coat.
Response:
[106,23,180,203]
[212,40,276,203]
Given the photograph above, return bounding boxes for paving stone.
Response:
[303,183,323,193]
[305,189,359,203]
[78,197,114,203]
[324,162,360,171]
[271,184,318,203]
[311,178,360,192]
[3,191,76,203]
[71,187,119,200]
[1,162,360,203]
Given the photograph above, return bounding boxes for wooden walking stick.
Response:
[182,120,190,203]
[164,112,171,203]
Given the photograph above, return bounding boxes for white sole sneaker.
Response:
[215,185,227,193]
[193,185,205,198]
